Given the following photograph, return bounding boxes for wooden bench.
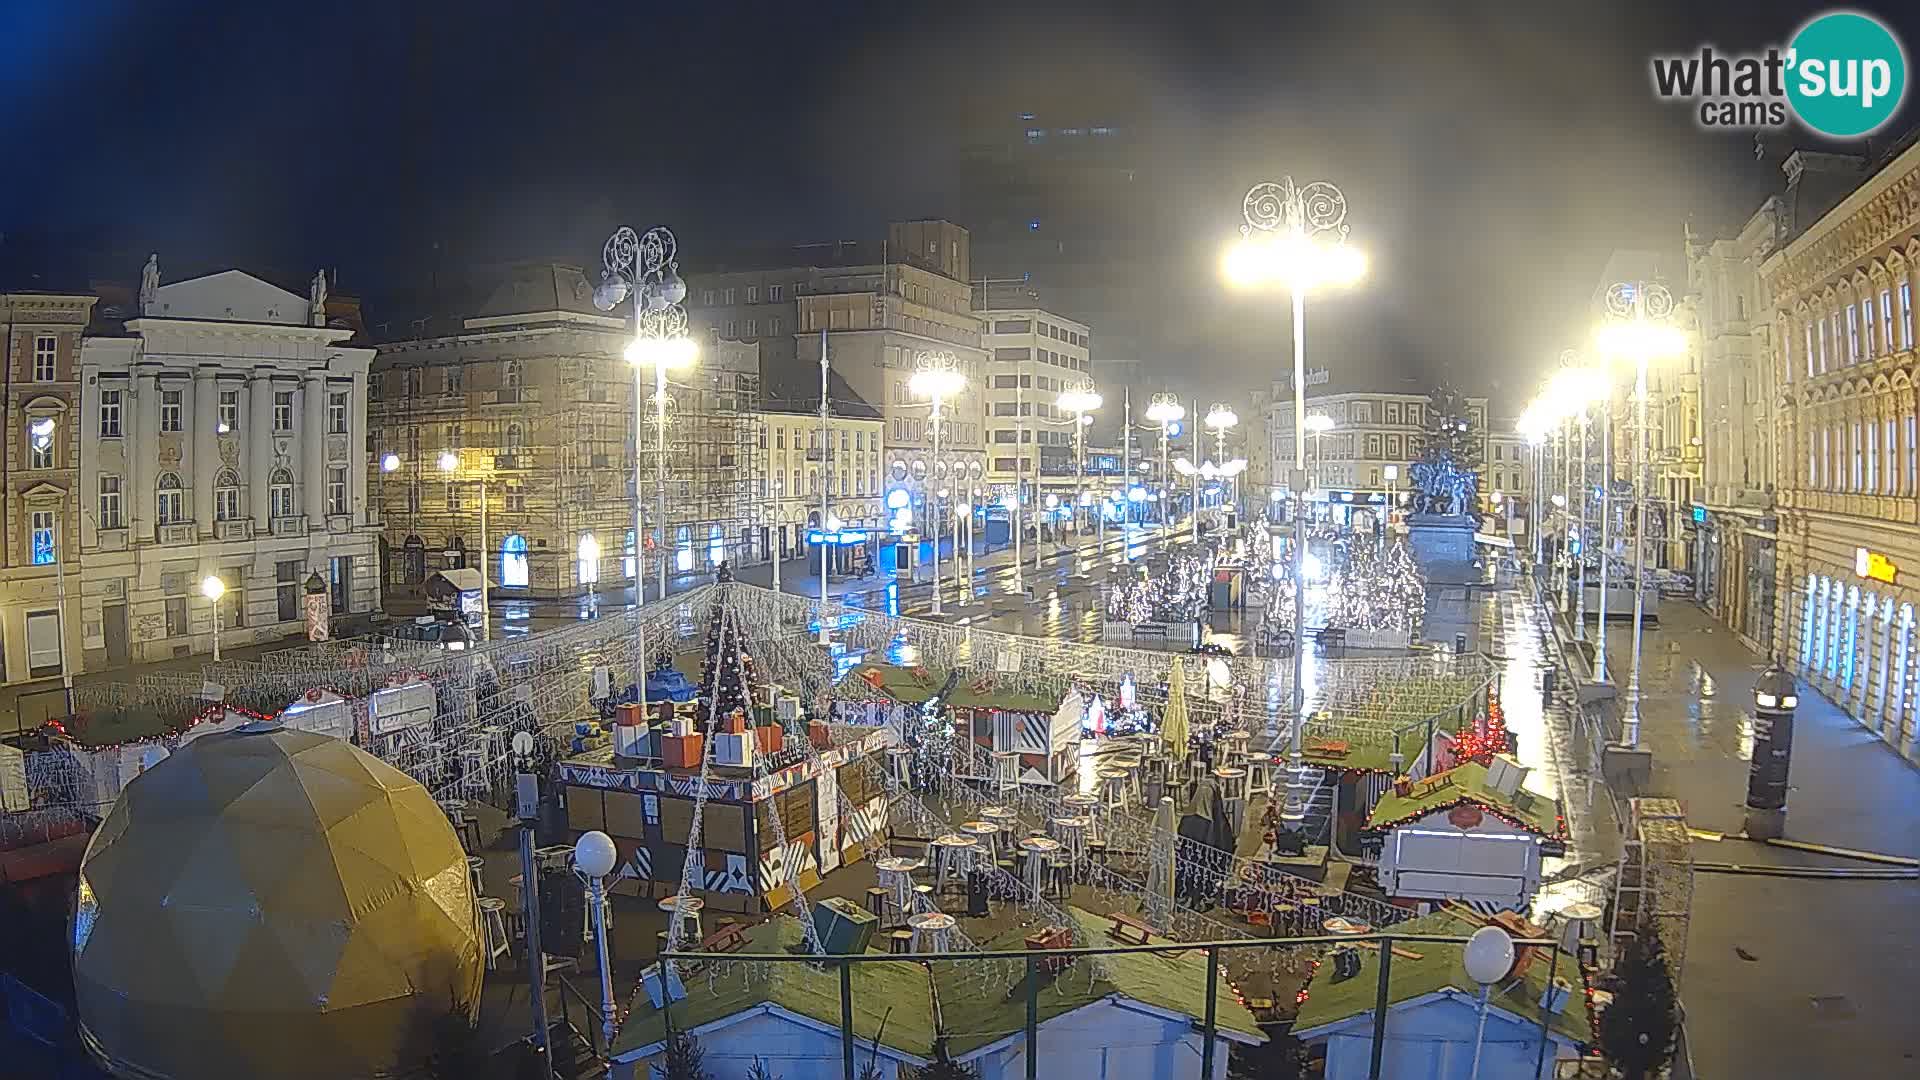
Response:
[1106,912,1154,946]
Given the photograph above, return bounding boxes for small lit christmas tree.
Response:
[698,602,759,718]
[1599,930,1679,1080]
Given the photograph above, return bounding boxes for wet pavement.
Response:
[1593,601,1920,1079]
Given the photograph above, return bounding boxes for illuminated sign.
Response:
[1692,505,1707,524]
[1856,547,1898,584]
[807,530,870,546]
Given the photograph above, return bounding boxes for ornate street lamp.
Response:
[596,226,693,612]
[1224,176,1366,825]
[910,351,965,615]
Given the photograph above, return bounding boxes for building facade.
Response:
[1268,390,1492,501]
[1688,202,1786,651]
[1763,141,1920,760]
[979,305,1093,502]
[77,269,379,667]
[757,391,885,554]
[0,292,96,687]
[371,264,764,600]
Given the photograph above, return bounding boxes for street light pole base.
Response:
[1742,806,1787,840]
[1601,742,1653,790]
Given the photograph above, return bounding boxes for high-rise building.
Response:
[977,298,1093,504]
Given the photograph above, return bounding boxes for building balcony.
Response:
[215,519,253,541]
[271,515,308,537]
[493,453,529,470]
[487,387,538,406]
[158,523,197,546]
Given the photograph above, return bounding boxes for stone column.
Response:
[250,370,274,528]
[303,373,326,524]
[193,367,217,536]
[349,374,369,526]
[133,367,160,541]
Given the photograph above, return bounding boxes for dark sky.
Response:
[5,1,1917,409]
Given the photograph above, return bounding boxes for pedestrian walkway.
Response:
[1595,601,1920,1079]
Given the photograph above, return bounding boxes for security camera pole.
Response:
[512,731,554,1080]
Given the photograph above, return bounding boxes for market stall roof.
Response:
[426,567,485,596]
[1292,910,1592,1045]
[613,907,1262,1061]
[1364,760,1558,836]
[838,663,1058,713]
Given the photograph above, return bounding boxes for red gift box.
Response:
[614,702,644,727]
[807,720,831,751]
[754,726,784,754]
[661,733,704,770]
[722,710,748,735]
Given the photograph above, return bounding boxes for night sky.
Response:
[5,1,1917,408]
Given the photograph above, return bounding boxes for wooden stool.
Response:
[1050,816,1090,870]
[992,751,1021,795]
[479,897,510,969]
[1098,767,1130,811]
[658,895,705,946]
[865,887,891,919]
[888,929,915,955]
[887,746,915,786]
[466,855,486,899]
[1246,757,1274,797]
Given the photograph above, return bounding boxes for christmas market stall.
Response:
[559,601,896,912]
[833,662,1082,788]
[1363,755,1566,913]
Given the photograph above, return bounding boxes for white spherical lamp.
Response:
[573,830,618,878]
[1462,925,1515,985]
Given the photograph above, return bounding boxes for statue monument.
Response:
[1404,384,1485,642]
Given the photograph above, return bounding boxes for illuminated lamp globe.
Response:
[1463,925,1515,985]
[659,271,688,306]
[574,830,618,878]
[72,724,482,1080]
[592,278,630,312]
[380,452,400,473]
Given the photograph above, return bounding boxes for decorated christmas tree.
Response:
[1412,382,1483,521]
[698,603,758,719]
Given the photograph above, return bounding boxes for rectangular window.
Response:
[216,484,239,522]
[444,366,463,393]
[1887,418,1898,494]
[327,467,348,516]
[1848,304,1861,362]
[218,389,239,432]
[701,289,715,306]
[29,427,52,470]
[994,347,1031,362]
[1864,297,1877,357]
[32,334,56,381]
[1867,422,1878,492]
[1816,317,1828,371]
[159,389,183,432]
[277,561,301,622]
[505,483,526,512]
[1805,321,1816,377]
[744,319,757,336]
[273,391,294,431]
[992,319,1032,334]
[1903,283,1915,349]
[746,285,760,303]
[1908,416,1917,493]
[768,284,785,303]
[328,391,348,434]
[406,482,420,514]
[775,428,785,449]
[30,510,55,565]
[271,478,295,520]
[769,315,784,335]
[165,598,188,638]
[1882,289,1896,351]
[446,483,461,510]
[1821,427,1831,487]
[98,476,123,529]
[1854,422,1863,489]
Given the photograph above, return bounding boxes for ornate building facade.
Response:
[77,268,379,667]
[1763,143,1920,760]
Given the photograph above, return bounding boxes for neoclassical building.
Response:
[77,268,380,667]
[1763,144,1920,761]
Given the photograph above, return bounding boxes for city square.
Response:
[2,4,1919,1080]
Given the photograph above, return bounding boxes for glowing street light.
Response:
[1225,176,1365,823]
[910,351,966,614]
[598,224,693,612]
[1597,280,1687,747]
[200,575,227,662]
[1057,383,1104,547]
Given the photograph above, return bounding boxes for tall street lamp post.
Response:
[1145,394,1184,535]
[438,451,489,641]
[911,351,965,615]
[1059,384,1103,540]
[1597,281,1686,747]
[1303,412,1334,496]
[595,225,693,611]
[1224,176,1365,824]
[1205,403,1239,515]
[200,575,226,662]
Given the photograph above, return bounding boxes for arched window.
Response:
[500,533,530,588]
[577,533,600,585]
[504,423,524,451]
[213,469,241,522]
[269,468,295,520]
[155,473,185,525]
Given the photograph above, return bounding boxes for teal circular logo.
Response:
[1787,12,1907,137]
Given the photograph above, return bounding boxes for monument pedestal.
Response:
[1405,514,1478,584]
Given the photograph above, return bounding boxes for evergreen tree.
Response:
[698,603,758,718]
[653,1015,712,1080]
[911,1051,981,1080]
[745,1056,781,1080]
[1227,1027,1311,1080]
[1414,382,1484,519]
[1599,931,1679,1080]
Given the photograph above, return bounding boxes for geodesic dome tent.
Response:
[71,721,483,1080]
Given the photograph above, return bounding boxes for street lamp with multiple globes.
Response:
[595,225,694,610]
[1204,403,1239,513]
[1302,412,1335,494]
[1596,281,1687,747]
[909,351,966,615]
[1224,176,1366,825]
[1543,361,1609,643]
[438,451,490,640]
[1144,394,1185,531]
[1057,383,1103,541]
